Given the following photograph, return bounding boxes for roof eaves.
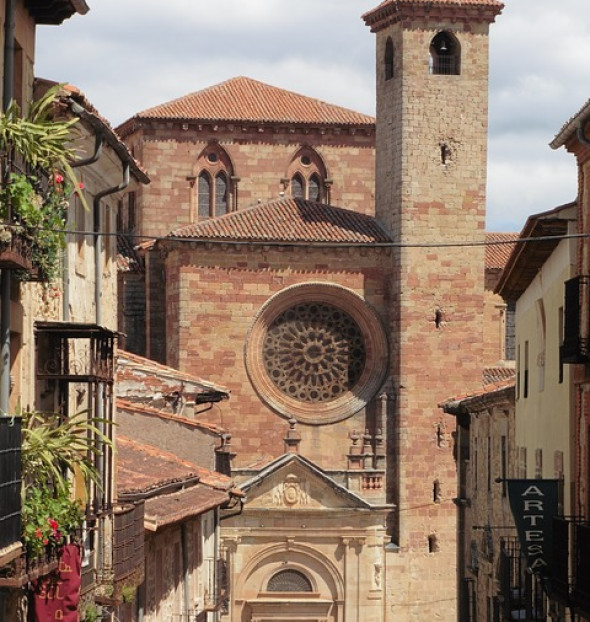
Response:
[495,202,577,300]
[551,99,590,150]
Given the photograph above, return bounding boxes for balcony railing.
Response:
[572,523,590,616]
[561,275,590,363]
[0,416,22,557]
[499,538,547,621]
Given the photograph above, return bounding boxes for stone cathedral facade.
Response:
[116,0,505,620]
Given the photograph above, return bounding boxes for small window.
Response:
[198,172,211,219]
[267,569,312,592]
[291,173,305,199]
[308,174,321,202]
[195,142,236,219]
[215,172,228,216]
[429,31,460,76]
[385,37,394,80]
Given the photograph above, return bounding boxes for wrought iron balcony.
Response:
[499,538,547,621]
[0,416,22,561]
[35,322,117,384]
[561,275,590,363]
[572,523,590,616]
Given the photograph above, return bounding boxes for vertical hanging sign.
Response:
[506,479,559,575]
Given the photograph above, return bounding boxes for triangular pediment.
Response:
[238,454,372,511]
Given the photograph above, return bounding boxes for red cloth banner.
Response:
[34,544,82,622]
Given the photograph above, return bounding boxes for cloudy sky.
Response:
[35,0,589,233]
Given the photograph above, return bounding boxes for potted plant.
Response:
[0,85,86,278]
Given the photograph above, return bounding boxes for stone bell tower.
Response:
[363,0,504,618]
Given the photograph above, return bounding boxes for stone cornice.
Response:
[363,1,504,32]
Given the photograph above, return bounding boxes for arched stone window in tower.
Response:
[285,147,330,204]
[267,569,313,592]
[384,36,394,80]
[195,142,235,220]
[429,31,461,76]
[245,283,388,424]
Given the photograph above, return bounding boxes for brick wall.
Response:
[163,242,389,471]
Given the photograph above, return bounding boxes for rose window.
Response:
[245,283,388,424]
[262,303,366,403]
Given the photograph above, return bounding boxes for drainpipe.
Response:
[92,163,129,583]
[61,132,103,321]
[93,162,129,325]
[0,0,16,419]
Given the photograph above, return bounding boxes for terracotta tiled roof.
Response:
[439,377,515,414]
[117,435,234,495]
[34,79,150,185]
[168,198,391,245]
[485,232,518,271]
[144,485,230,531]
[129,77,375,127]
[483,366,516,386]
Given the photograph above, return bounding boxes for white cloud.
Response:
[35,0,586,231]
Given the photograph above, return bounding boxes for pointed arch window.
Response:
[286,148,329,203]
[195,143,236,220]
[429,32,461,76]
[198,172,212,219]
[308,174,321,202]
[291,173,304,199]
[385,37,394,80]
[215,172,229,216]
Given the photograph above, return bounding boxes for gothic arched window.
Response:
[429,31,461,76]
[195,143,235,220]
[215,172,229,216]
[198,172,212,220]
[291,173,305,199]
[286,148,328,203]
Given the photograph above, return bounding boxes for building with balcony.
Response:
[546,99,590,621]
[0,40,150,620]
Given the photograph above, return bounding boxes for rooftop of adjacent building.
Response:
[117,76,375,136]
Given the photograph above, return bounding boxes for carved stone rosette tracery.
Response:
[245,283,388,424]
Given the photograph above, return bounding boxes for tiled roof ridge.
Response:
[123,76,375,128]
[166,197,392,245]
[117,349,229,395]
[116,398,227,435]
[439,376,515,411]
[117,434,233,491]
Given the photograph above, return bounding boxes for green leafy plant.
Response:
[21,482,83,558]
[21,410,109,495]
[82,604,100,622]
[121,584,136,603]
[0,84,87,279]
[20,410,112,558]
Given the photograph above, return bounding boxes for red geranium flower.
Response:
[35,527,42,539]
[54,173,64,184]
